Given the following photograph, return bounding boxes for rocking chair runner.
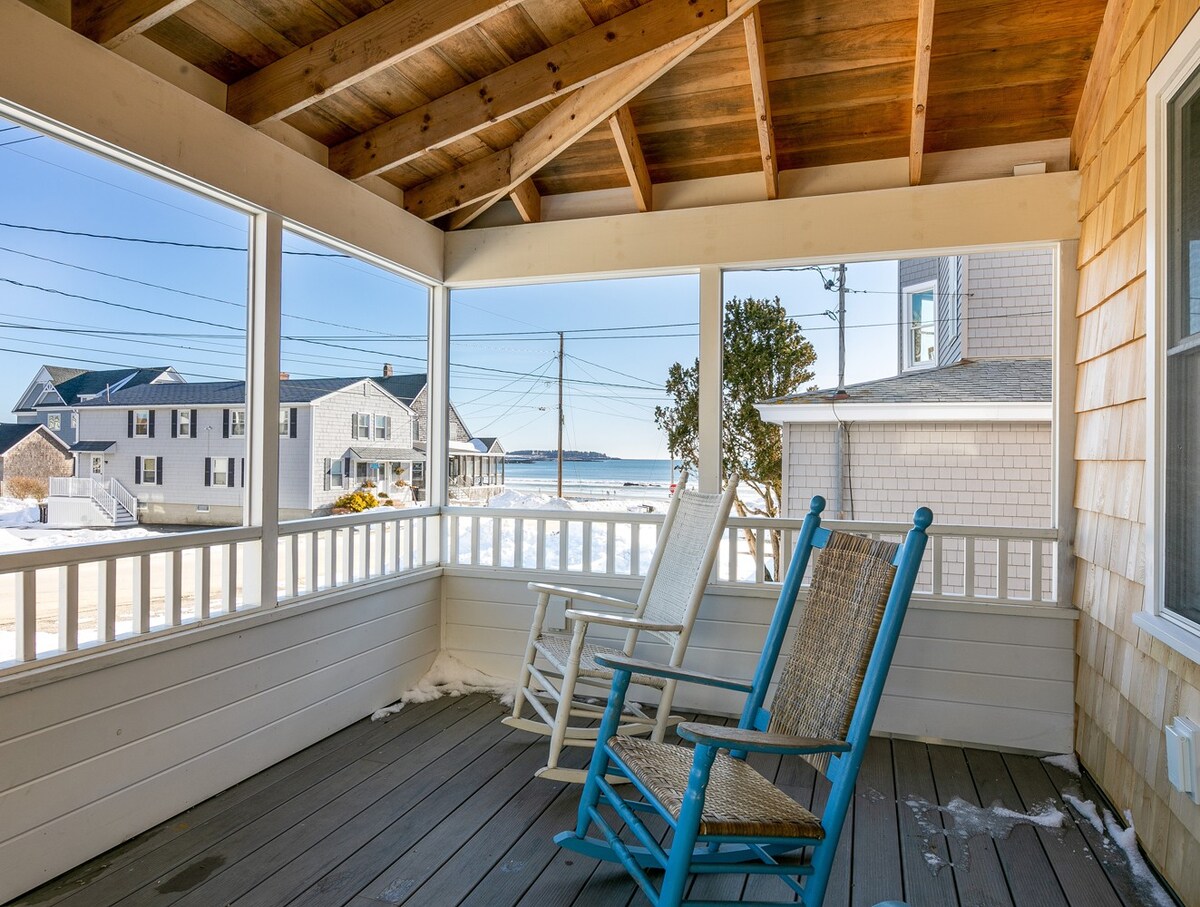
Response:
[555,495,933,906]
[503,473,737,782]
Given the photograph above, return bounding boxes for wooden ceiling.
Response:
[70,0,1108,228]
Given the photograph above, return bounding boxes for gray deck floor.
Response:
[11,694,1176,907]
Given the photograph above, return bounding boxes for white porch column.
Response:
[246,211,282,607]
[698,265,723,494]
[1053,240,1079,609]
[428,284,451,508]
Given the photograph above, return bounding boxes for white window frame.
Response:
[46,413,61,430]
[140,456,158,485]
[230,409,246,437]
[1139,14,1200,663]
[178,409,192,437]
[358,412,372,440]
[902,279,939,371]
[279,407,289,436]
[133,409,151,437]
[212,455,232,487]
[374,413,388,439]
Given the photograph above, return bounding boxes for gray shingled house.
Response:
[758,250,1054,529]
[0,423,72,498]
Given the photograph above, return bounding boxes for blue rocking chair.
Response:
[554,496,932,907]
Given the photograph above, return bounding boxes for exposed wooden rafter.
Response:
[509,179,542,223]
[742,7,778,200]
[331,0,725,182]
[608,105,653,212]
[226,0,520,126]
[72,0,196,48]
[404,0,762,227]
[908,0,935,186]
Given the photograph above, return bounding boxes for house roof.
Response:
[372,374,427,405]
[762,359,1053,407]
[347,446,422,461]
[18,366,177,412]
[43,366,88,385]
[69,441,117,452]
[75,377,365,406]
[60,1,1107,230]
[0,423,44,456]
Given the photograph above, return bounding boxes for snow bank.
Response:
[1042,753,1081,776]
[371,652,516,721]
[488,490,576,511]
[1102,809,1176,907]
[1063,793,1105,835]
[0,497,39,528]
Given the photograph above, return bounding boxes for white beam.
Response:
[698,266,723,494]
[1052,239,1079,610]
[428,285,451,509]
[443,172,1081,286]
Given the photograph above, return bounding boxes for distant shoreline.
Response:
[505,450,620,464]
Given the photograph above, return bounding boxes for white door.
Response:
[90,455,104,479]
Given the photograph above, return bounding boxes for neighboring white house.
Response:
[759,249,1055,530]
[23,366,505,526]
[12,365,184,446]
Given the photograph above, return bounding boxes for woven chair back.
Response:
[640,488,729,645]
[767,531,899,775]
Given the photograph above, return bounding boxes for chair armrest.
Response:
[527,582,637,610]
[564,609,683,632]
[676,722,851,756]
[594,655,754,693]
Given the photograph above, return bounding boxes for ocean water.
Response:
[502,458,680,501]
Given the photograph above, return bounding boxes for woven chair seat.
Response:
[535,634,667,689]
[609,736,825,839]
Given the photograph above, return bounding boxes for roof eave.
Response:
[756,401,1053,425]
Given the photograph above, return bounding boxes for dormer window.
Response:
[903,281,938,370]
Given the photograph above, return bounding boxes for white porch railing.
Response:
[442,507,1060,607]
[49,476,137,522]
[0,507,439,668]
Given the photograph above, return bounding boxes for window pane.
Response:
[911,289,937,364]
[1166,347,1200,624]
[1175,74,1200,340]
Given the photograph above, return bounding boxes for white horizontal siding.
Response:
[0,573,439,903]
[441,570,1076,753]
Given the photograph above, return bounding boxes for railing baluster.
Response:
[469,515,480,566]
[1030,539,1043,603]
[514,518,524,569]
[754,528,766,584]
[165,550,182,626]
[606,521,617,574]
[997,537,1009,600]
[133,554,151,632]
[536,518,546,571]
[393,519,404,572]
[630,522,641,576]
[964,537,976,600]
[582,521,593,573]
[223,543,237,614]
[407,519,416,570]
[15,570,36,661]
[558,518,568,571]
[59,564,79,652]
[287,533,300,598]
[195,547,211,620]
[492,516,502,568]
[727,526,738,582]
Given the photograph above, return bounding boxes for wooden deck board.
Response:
[12,695,1178,907]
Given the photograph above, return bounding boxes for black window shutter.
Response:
[156,458,163,485]
[148,410,155,438]
[324,458,331,491]
[290,407,298,439]
[204,457,211,487]
[127,410,133,438]
[344,456,351,486]
[351,412,358,440]
[222,409,230,438]
[230,459,237,487]
[134,456,142,484]
[171,410,178,438]
[191,410,197,437]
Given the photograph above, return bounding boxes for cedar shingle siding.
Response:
[0,427,72,496]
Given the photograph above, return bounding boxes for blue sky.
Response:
[0,112,900,459]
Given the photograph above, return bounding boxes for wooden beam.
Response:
[406,2,762,226]
[226,0,520,126]
[742,7,778,200]
[908,0,935,186]
[509,179,541,223]
[608,105,653,212]
[72,0,196,48]
[331,0,725,181]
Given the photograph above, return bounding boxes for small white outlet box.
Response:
[1013,161,1048,176]
[1165,716,1200,804]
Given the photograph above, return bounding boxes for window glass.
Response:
[230,410,246,437]
[279,407,289,436]
[908,287,937,367]
[47,413,61,430]
[141,456,158,484]
[1165,68,1200,626]
[211,456,231,487]
[134,409,150,436]
[358,412,372,439]
[374,413,388,439]
[177,409,191,437]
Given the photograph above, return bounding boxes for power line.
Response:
[0,219,347,256]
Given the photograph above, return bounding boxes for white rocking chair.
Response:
[503,473,736,782]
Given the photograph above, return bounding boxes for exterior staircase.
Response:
[48,477,138,526]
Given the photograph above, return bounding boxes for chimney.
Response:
[280,372,290,381]
[383,363,393,378]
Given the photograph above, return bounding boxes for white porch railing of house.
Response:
[441,507,1061,607]
[49,476,138,522]
[0,507,439,668]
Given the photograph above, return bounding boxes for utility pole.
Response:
[557,331,564,498]
[836,263,847,397]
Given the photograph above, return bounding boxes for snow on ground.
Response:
[0,497,167,554]
[906,795,1067,872]
[1102,808,1177,907]
[370,652,516,721]
[1043,752,1081,776]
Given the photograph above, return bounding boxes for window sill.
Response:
[1133,611,1200,663]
